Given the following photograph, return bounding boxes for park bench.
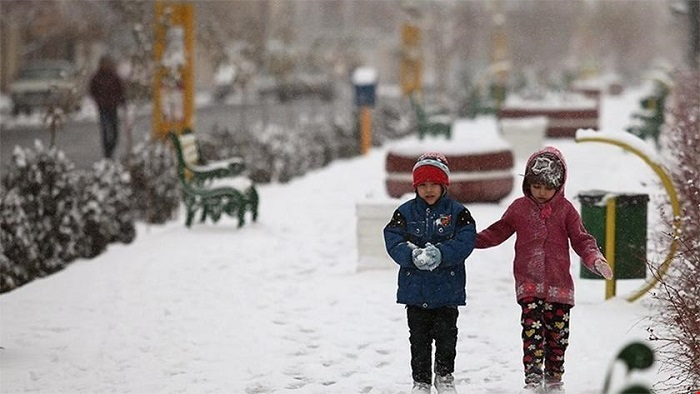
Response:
[409,94,452,139]
[167,131,259,228]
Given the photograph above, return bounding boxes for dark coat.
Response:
[384,194,476,309]
[89,66,125,110]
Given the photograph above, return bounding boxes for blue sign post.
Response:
[352,67,377,155]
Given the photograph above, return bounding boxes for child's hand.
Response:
[412,248,432,270]
[412,248,423,261]
[412,244,442,270]
[424,243,442,271]
[594,258,613,280]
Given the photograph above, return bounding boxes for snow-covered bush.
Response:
[199,124,250,160]
[1,142,82,276]
[297,114,336,170]
[648,69,700,394]
[0,141,141,293]
[76,160,136,258]
[332,115,361,159]
[0,232,22,292]
[202,116,359,184]
[252,123,302,183]
[126,137,180,224]
[374,98,414,142]
[0,189,36,291]
[199,101,415,185]
[198,125,272,183]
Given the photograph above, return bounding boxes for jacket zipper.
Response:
[425,207,431,239]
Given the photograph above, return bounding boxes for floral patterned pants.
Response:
[518,297,572,384]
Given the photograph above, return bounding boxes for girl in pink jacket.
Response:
[476,146,612,393]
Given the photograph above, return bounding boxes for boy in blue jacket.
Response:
[384,152,476,394]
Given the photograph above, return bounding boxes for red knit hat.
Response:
[412,152,450,187]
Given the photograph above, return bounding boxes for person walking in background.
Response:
[384,152,477,394]
[475,146,613,393]
[89,55,125,159]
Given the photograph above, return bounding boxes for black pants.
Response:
[98,107,119,159]
[406,305,459,384]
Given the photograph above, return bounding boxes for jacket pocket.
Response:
[406,221,425,244]
[428,269,465,306]
[398,269,422,304]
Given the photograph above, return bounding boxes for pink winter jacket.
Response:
[476,146,604,305]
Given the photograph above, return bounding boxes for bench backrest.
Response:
[178,133,200,166]
[167,131,195,181]
[409,95,427,123]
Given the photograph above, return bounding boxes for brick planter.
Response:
[384,118,515,203]
[499,94,599,138]
[385,150,514,203]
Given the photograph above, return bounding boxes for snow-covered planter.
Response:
[572,75,625,98]
[385,117,514,203]
[571,80,603,102]
[498,115,547,162]
[499,93,599,138]
[355,199,399,271]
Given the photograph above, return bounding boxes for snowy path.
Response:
[0,112,666,393]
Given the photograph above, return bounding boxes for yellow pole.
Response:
[605,197,617,300]
[182,3,194,134]
[575,133,682,302]
[360,106,372,155]
[399,23,422,97]
[152,1,165,139]
[152,1,194,140]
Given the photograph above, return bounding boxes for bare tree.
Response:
[647,69,700,394]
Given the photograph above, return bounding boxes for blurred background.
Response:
[0,0,697,108]
[0,0,698,176]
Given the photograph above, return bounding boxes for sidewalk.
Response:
[0,134,661,393]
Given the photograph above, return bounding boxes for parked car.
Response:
[9,59,82,115]
[257,73,335,103]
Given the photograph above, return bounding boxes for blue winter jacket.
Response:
[383,194,476,309]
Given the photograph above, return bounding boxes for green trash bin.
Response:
[578,190,649,279]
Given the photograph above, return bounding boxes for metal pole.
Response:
[605,197,617,300]
[360,106,372,155]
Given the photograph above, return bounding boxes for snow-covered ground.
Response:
[0,88,670,393]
